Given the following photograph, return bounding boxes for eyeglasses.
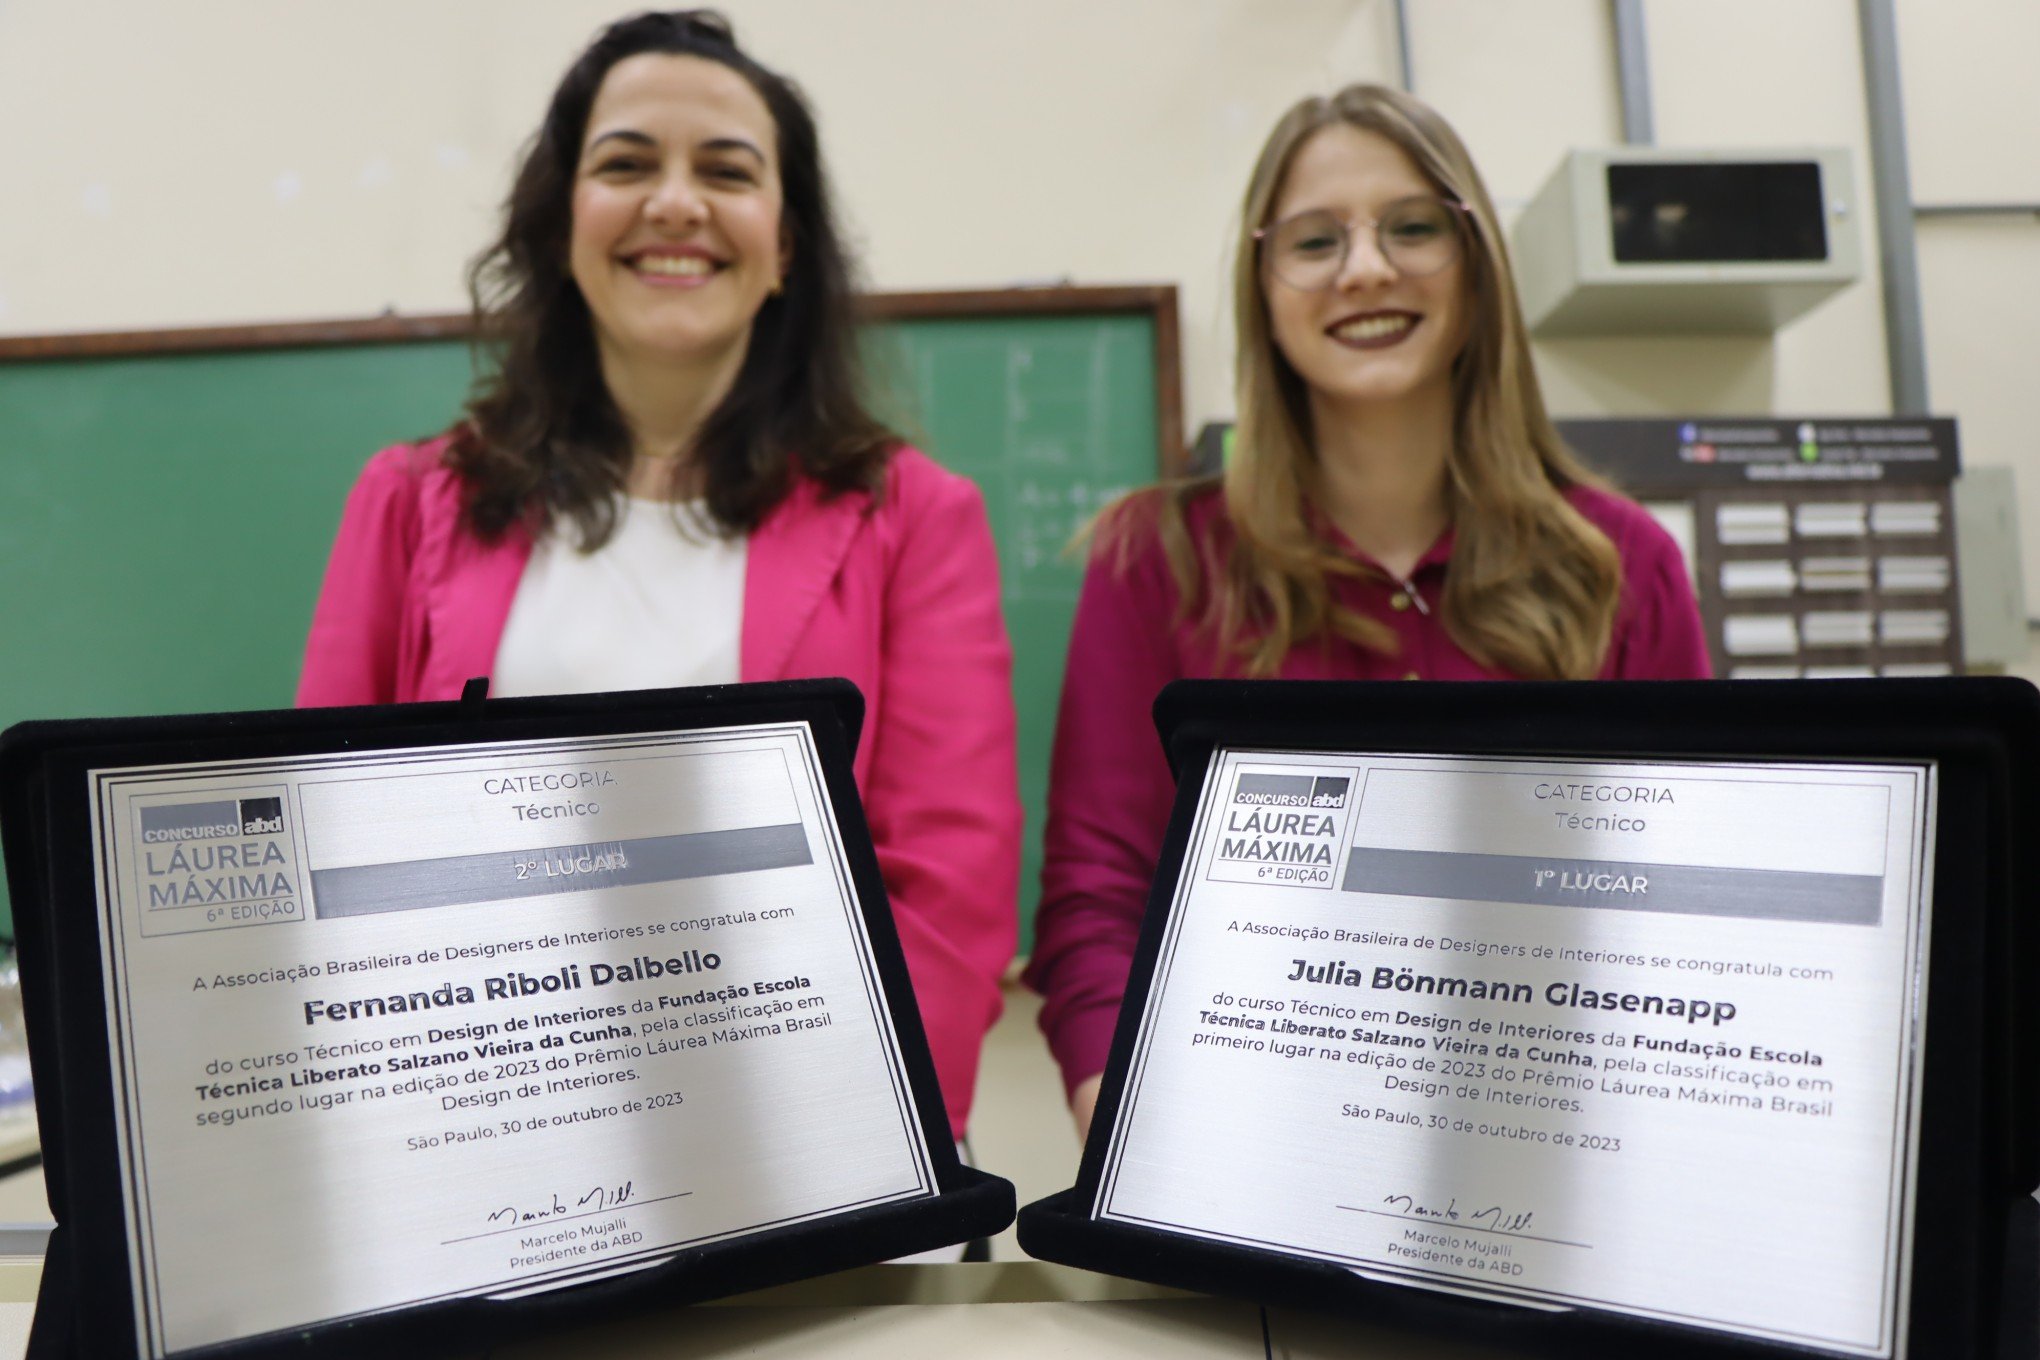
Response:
[1254,197,1472,291]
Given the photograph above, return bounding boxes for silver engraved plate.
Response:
[1097,750,1935,1359]
[88,723,934,1358]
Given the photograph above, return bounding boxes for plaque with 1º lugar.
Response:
[1097,749,1933,1358]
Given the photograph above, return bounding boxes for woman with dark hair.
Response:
[1026,84,1709,1133]
[298,11,1019,1142]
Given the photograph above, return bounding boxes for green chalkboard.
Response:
[0,289,1182,947]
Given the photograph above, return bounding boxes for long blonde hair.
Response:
[1134,84,1620,679]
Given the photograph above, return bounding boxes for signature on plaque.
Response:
[488,1179,637,1227]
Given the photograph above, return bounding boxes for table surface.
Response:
[0,1253,1526,1360]
[0,1158,1533,1359]
[0,1165,2026,1358]
[0,1145,1525,1360]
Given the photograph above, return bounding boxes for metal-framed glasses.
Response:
[1254,196,1472,290]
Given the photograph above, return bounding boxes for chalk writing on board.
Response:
[1010,479,1135,582]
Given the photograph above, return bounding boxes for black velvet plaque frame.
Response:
[1018,678,2038,1360]
[1,679,1013,1359]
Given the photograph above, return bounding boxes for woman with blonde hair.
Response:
[1026,84,1708,1131]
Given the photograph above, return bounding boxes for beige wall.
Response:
[2,0,2032,588]
[1896,0,2040,597]
[1534,0,1890,420]
[0,0,1397,436]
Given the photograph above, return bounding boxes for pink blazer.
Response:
[298,440,1021,1137]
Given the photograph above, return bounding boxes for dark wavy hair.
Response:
[449,9,896,546]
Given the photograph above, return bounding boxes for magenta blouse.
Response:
[1023,484,1712,1097]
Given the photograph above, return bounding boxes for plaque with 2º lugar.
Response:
[4,682,1012,1360]
[95,722,935,1355]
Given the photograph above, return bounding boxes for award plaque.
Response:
[1019,678,2038,1360]
[1,680,1012,1359]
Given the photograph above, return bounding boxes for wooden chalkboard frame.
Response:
[0,284,1186,474]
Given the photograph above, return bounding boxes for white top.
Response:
[491,497,747,698]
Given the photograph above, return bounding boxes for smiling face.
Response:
[1260,123,1469,420]
[569,53,785,376]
